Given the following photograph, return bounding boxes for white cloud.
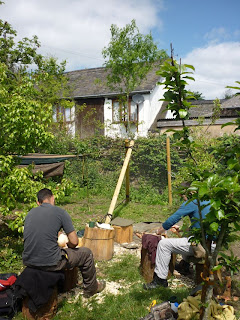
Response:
[182,42,240,99]
[204,27,230,44]
[1,0,164,71]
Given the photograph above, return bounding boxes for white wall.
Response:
[103,84,165,138]
[137,85,165,136]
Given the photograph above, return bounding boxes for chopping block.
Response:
[111,217,134,244]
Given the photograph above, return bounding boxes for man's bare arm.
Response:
[67,230,79,248]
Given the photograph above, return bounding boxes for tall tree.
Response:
[102,19,168,134]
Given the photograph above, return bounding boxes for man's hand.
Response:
[170,225,181,237]
[170,224,180,232]
[156,226,166,235]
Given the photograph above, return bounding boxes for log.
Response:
[140,247,176,283]
[113,225,133,244]
[105,140,134,224]
[63,267,78,292]
[22,287,58,320]
[83,226,115,260]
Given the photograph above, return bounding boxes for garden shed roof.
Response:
[156,96,240,130]
[158,96,240,121]
[65,65,161,99]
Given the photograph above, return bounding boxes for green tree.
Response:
[223,89,234,99]
[188,90,205,100]
[0,62,53,155]
[102,19,168,134]
[0,8,74,233]
[158,48,240,320]
[0,13,73,155]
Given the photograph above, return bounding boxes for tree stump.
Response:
[22,286,58,320]
[140,247,176,283]
[63,267,79,292]
[112,225,133,244]
[83,226,115,260]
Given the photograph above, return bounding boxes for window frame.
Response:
[112,98,138,124]
[53,106,74,124]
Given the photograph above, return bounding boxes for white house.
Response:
[64,65,165,139]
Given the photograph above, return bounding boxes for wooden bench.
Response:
[22,267,78,320]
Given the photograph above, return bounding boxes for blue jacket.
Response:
[162,200,211,230]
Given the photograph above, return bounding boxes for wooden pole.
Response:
[105,140,134,224]
[166,136,172,206]
[125,140,130,203]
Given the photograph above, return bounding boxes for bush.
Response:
[0,155,74,234]
[60,134,183,204]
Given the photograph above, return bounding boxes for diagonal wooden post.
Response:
[105,140,134,224]
[125,139,130,203]
[166,136,172,206]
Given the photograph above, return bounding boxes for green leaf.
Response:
[222,122,234,128]
[182,76,195,81]
[212,265,222,272]
[179,109,188,118]
[211,200,221,210]
[184,64,195,71]
[210,222,219,232]
[216,209,225,220]
[199,185,208,197]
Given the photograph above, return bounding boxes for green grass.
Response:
[62,188,180,231]
[13,252,190,320]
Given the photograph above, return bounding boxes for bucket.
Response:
[83,225,115,261]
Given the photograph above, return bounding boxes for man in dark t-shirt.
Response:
[23,188,105,297]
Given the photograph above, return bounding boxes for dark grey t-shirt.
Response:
[22,203,74,266]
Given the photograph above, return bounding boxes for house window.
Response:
[112,99,138,123]
[53,106,74,123]
[130,101,138,122]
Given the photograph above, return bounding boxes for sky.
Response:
[1,0,240,99]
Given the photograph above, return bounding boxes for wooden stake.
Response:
[105,140,134,224]
[125,139,130,203]
[166,136,172,205]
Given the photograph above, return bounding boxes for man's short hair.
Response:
[37,188,53,204]
[179,181,191,195]
[180,181,191,188]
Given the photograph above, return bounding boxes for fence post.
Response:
[166,136,172,205]
[125,139,130,203]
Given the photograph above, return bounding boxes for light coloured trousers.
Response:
[154,237,194,279]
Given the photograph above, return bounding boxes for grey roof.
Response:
[65,66,161,99]
[158,96,240,121]
[221,95,240,108]
[156,95,240,129]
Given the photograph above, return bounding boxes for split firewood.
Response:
[134,232,143,239]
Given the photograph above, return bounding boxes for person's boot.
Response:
[143,272,168,290]
[175,259,190,276]
[83,280,106,297]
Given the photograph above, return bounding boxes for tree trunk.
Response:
[202,284,214,320]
